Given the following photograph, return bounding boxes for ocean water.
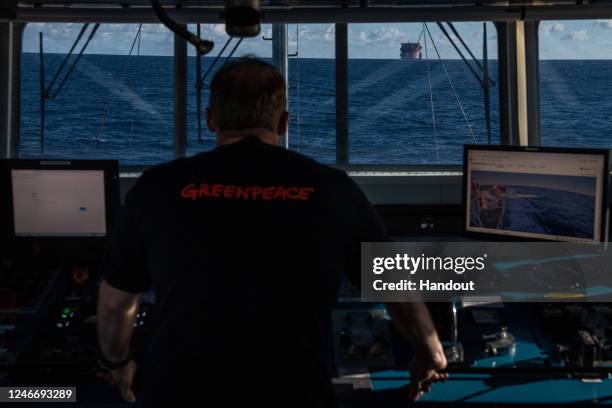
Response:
[18,54,612,165]
[504,186,596,239]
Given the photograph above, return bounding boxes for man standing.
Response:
[97,57,446,407]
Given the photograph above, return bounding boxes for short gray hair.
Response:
[208,56,287,132]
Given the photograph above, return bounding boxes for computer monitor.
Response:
[1,160,119,239]
[464,146,609,243]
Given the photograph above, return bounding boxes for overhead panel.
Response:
[1,1,16,19]
[9,0,610,5]
[11,1,612,23]
[14,0,612,7]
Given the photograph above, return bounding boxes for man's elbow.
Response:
[98,280,140,317]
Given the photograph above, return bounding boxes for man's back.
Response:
[104,137,386,407]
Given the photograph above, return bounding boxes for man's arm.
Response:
[98,280,139,363]
[98,173,152,403]
[97,280,140,403]
[386,302,448,401]
[337,173,447,399]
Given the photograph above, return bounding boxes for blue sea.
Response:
[504,186,596,239]
[18,54,612,165]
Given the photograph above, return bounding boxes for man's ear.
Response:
[206,108,216,133]
[277,111,289,136]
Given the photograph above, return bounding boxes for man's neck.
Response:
[216,129,279,146]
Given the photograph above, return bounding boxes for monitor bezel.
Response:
[462,145,610,243]
[0,159,120,252]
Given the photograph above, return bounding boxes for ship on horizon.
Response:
[401,42,423,60]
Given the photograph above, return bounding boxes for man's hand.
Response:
[408,346,448,401]
[99,360,137,403]
[385,302,449,401]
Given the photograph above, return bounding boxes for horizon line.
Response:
[21,52,612,61]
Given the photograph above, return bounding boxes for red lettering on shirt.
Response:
[274,186,287,200]
[198,184,210,198]
[263,187,275,200]
[236,186,248,199]
[211,184,223,198]
[251,187,264,199]
[286,187,299,200]
[223,185,236,198]
[181,184,198,200]
[180,183,316,202]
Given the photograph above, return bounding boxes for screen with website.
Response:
[11,169,107,237]
[465,149,606,243]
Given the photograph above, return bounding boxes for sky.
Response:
[21,20,612,59]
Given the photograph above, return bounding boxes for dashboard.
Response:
[2,172,612,406]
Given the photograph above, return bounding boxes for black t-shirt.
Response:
[104,137,387,407]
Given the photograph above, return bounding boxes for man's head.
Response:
[206,56,288,144]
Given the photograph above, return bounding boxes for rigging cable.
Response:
[448,22,496,87]
[49,23,100,99]
[194,36,244,142]
[220,37,244,68]
[424,23,477,144]
[194,36,234,142]
[128,24,143,152]
[423,23,439,164]
[39,32,45,155]
[96,24,143,142]
[294,24,301,153]
[417,26,424,44]
[435,22,483,87]
[199,36,234,87]
[483,22,492,144]
[446,22,484,71]
[196,24,203,142]
[39,24,99,154]
[45,23,89,98]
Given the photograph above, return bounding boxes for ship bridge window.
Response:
[186,24,273,157]
[19,22,501,166]
[19,23,272,165]
[184,24,336,164]
[348,22,500,164]
[539,20,612,149]
[286,24,336,164]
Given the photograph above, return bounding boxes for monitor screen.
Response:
[465,147,608,243]
[11,169,107,237]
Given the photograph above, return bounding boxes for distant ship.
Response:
[401,42,423,60]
